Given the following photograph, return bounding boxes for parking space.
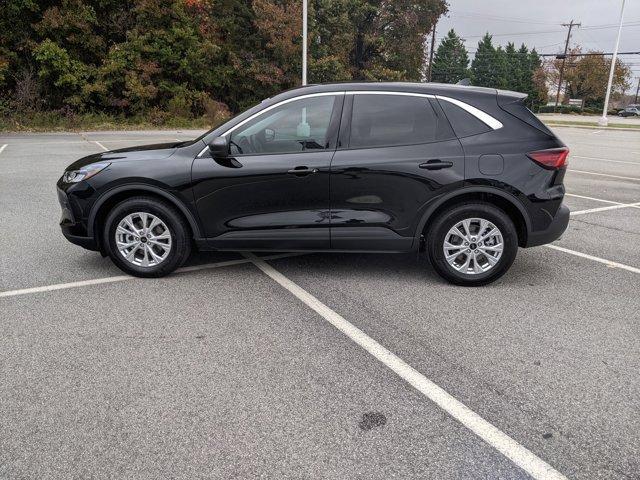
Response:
[1,127,639,478]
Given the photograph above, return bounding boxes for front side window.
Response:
[349,94,441,148]
[229,95,337,155]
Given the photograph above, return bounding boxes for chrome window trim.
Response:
[435,95,504,130]
[197,90,502,157]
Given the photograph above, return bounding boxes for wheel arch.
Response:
[414,187,531,248]
[88,184,202,252]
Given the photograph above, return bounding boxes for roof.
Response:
[266,81,516,106]
[287,81,499,96]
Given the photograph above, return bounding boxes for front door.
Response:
[192,93,344,250]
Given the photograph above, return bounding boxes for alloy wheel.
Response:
[442,217,504,275]
[115,212,172,267]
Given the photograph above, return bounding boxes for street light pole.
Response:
[599,0,626,126]
[302,0,308,86]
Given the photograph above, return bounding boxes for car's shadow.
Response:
[186,249,555,289]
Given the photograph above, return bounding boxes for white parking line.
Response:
[565,193,623,205]
[572,155,640,166]
[245,253,567,480]
[0,253,301,299]
[590,130,603,135]
[567,169,640,182]
[94,141,109,151]
[571,202,640,216]
[0,144,7,155]
[545,245,640,275]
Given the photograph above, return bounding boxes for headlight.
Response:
[62,162,110,183]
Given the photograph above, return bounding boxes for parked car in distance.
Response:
[618,106,640,117]
[57,82,570,286]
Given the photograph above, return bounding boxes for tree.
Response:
[503,42,518,90]
[471,33,507,88]
[0,0,450,122]
[563,50,631,107]
[528,49,548,109]
[514,43,531,93]
[431,29,469,84]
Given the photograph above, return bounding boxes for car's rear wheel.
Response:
[103,196,191,277]
[426,203,518,286]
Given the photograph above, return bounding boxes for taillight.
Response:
[527,148,569,169]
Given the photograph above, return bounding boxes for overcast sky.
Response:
[438,0,640,79]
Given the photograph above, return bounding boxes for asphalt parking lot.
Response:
[1,126,639,479]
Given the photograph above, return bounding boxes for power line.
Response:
[447,10,560,26]
[460,22,640,40]
[466,51,640,57]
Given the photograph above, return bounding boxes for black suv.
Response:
[57,82,569,286]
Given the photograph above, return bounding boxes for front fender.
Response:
[87,183,203,239]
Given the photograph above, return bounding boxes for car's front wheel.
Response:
[103,196,191,277]
[426,203,518,286]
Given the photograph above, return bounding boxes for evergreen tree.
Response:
[492,45,509,89]
[503,42,518,90]
[471,33,497,87]
[431,29,469,84]
[527,49,548,109]
[515,43,531,94]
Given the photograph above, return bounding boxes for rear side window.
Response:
[349,94,445,148]
[439,100,492,138]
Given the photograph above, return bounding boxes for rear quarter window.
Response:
[499,102,554,137]
[438,99,492,138]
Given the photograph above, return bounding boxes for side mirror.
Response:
[208,136,229,158]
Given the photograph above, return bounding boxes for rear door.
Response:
[329,92,465,250]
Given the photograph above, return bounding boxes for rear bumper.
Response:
[524,203,570,247]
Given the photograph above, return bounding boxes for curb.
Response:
[543,123,640,132]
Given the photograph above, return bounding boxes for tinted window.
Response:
[230,95,337,155]
[439,100,492,138]
[497,101,553,137]
[349,94,441,148]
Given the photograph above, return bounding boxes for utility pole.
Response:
[555,20,581,112]
[427,21,437,82]
[302,0,308,86]
[599,0,626,126]
[635,77,640,103]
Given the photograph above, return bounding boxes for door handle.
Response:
[419,159,454,170]
[287,166,319,176]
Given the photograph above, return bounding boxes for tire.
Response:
[426,203,518,286]
[103,196,192,278]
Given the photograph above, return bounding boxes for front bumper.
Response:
[524,203,570,247]
[57,186,98,251]
[61,226,98,250]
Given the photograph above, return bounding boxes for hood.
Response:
[66,142,182,170]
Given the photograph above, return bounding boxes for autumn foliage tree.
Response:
[550,47,631,107]
[0,0,447,125]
